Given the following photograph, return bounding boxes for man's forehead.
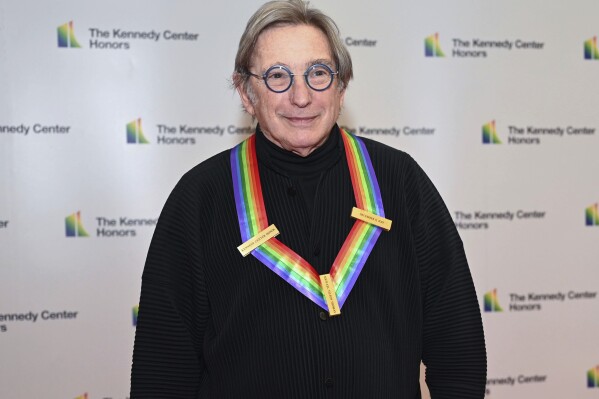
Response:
[250,25,334,69]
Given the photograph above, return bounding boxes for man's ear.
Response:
[338,87,346,109]
[233,73,256,116]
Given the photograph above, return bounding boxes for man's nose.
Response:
[289,76,312,107]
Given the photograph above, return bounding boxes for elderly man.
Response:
[130,0,486,398]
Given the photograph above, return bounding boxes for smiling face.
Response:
[237,24,346,157]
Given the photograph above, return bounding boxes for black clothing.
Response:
[256,125,342,219]
[131,128,486,398]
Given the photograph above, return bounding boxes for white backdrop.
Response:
[1,1,598,398]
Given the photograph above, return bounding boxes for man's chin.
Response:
[284,135,329,156]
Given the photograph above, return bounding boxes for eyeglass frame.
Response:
[245,63,339,93]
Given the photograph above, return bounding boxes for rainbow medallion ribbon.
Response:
[230,129,390,314]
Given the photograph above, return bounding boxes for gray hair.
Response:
[233,0,353,92]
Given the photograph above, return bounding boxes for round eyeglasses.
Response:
[246,63,338,93]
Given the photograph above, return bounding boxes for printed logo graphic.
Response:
[57,21,81,48]
[74,394,88,399]
[425,33,445,57]
[482,120,502,144]
[127,118,149,144]
[586,203,599,226]
[484,289,503,312]
[65,211,89,237]
[588,365,599,388]
[132,305,139,326]
[584,37,599,60]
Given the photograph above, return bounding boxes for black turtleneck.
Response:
[255,124,342,220]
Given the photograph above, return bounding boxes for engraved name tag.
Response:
[350,207,392,231]
[237,224,280,257]
[320,274,341,316]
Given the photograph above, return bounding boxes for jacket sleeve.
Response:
[130,173,209,398]
[406,157,487,398]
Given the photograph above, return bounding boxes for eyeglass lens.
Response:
[264,64,334,92]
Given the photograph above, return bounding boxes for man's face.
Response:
[238,24,345,157]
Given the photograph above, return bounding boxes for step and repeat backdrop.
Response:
[1,0,598,398]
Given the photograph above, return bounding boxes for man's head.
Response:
[233,0,353,156]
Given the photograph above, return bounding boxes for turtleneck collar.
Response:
[255,124,343,178]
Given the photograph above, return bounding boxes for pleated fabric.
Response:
[130,127,486,398]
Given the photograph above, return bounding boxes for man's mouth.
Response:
[285,116,317,126]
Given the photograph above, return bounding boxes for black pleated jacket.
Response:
[131,127,486,398]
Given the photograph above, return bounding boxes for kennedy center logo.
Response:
[584,37,599,60]
[127,118,149,144]
[425,33,445,57]
[586,203,599,226]
[57,21,81,48]
[65,211,89,237]
[132,305,139,326]
[482,120,502,144]
[588,366,599,388]
[484,289,503,312]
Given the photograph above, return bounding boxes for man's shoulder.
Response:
[172,147,233,196]
[355,136,434,198]
[185,148,231,179]
[358,135,417,171]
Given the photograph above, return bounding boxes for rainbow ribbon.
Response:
[230,129,386,311]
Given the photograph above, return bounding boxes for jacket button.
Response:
[319,311,328,321]
[324,377,334,388]
[313,246,320,257]
[287,186,296,196]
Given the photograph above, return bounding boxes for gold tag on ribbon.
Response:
[320,274,341,316]
[350,207,392,231]
[237,224,280,257]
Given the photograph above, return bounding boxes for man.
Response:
[130,0,486,398]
